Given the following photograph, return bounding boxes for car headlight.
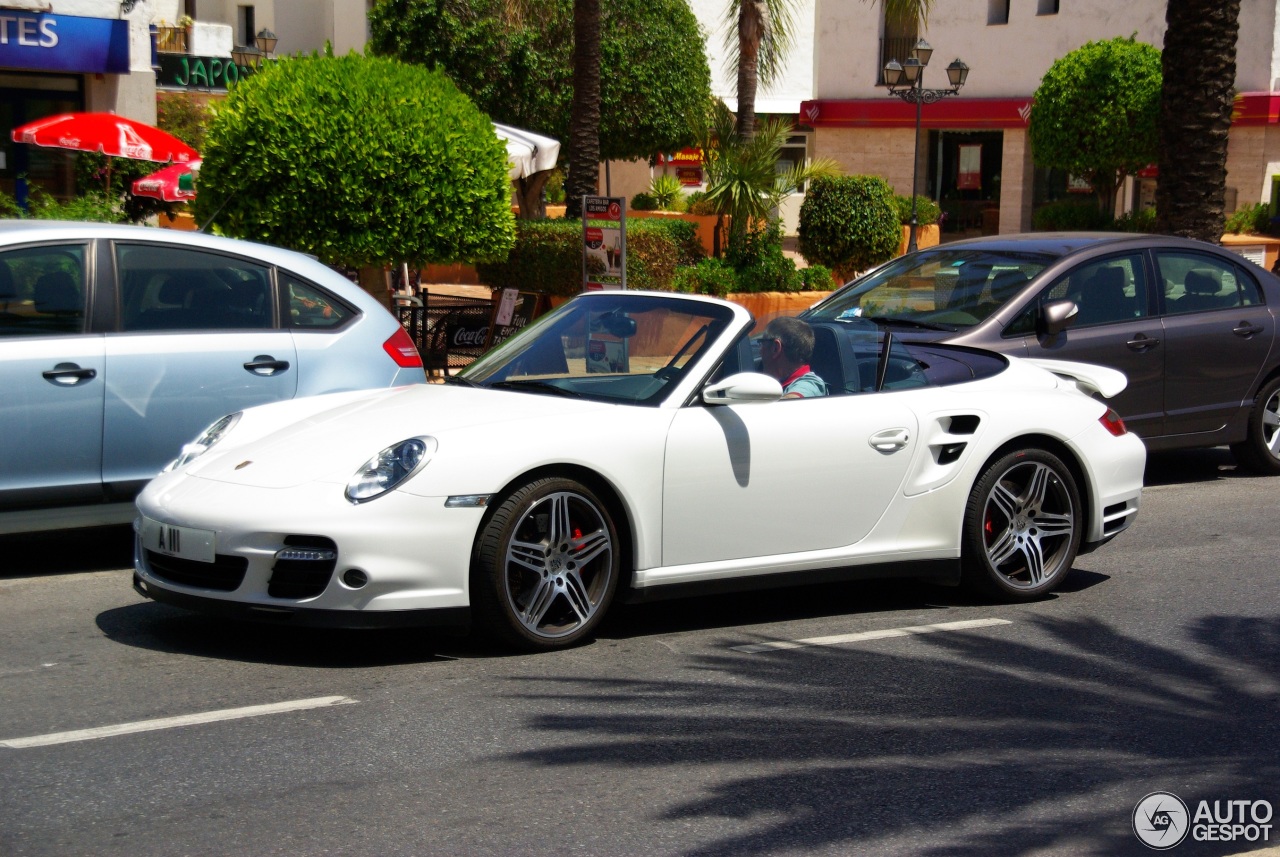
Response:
[163,412,242,472]
[346,437,436,503]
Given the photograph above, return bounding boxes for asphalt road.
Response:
[1,448,1278,856]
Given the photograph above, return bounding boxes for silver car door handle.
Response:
[1233,322,1264,338]
[1125,334,1160,351]
[243,355,291,376]
[869,428,911,452]
[42,363,97,385]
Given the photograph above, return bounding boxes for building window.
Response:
[988,0,1010,25]
[1036,0,1060,14]
[237,5,256,47]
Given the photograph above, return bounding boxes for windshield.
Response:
[460,294,736,405]
[805,248,1056,330]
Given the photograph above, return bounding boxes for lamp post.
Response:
[884,40,968,253]
[233,29,278,69]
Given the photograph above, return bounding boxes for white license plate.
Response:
[141,517,216,564]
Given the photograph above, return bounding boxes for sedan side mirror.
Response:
[1040,299,1079,337]
[702,372,783,405]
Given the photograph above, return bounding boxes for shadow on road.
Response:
[1143,446,1254,487]
[0,525,133,577]
[499,612,1280,857]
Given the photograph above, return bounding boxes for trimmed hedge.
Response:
[798,176,901,280]
[894,194,941,226]
[1225,203,1272,235]
[1032,198,1111,231]
[477,217,703,296]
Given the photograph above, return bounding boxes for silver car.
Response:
[0,221,426,534]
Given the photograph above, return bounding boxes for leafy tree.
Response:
[193,53,514,289]
[1029,37,1161,216]
[724,0,932,138]
[368,0,710,165]
[1155,1,1242,242]
[1029,36,1162,218]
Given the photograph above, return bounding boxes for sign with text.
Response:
[0,11,129,74]
[486,290,544,350]
[157,53,255,91]
[582,195,626,292]
[957,144,982,191]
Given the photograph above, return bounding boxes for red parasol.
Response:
[11,112,198,164]
[132,159,201,202]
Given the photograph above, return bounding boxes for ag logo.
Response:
[1133,792,1190,849]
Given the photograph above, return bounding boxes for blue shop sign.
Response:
[0,11,129,74]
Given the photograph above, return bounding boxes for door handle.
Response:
[243,355,290,376]
[868,428,910,452]
[1126,334,1160,351]
[42,362,97,385]
[1233,322,1264,338]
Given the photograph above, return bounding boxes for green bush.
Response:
[798,264,837,291]
[727,221,803,293]
[684,190,716,216]
[0,187,127,223]
[195,53,514,267]
[1113,207,1157,233]
[630,192,658,211]
[477,216,702,296]
[1225,203,1272,235]
[894,194,941,226]
[647,174,685,211]
[672,257,739,296]
[1032,198,1112,231]
[797,175,901,280]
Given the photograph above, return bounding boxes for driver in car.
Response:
[760,317,827,399]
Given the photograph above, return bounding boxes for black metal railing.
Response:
[878,35,918,84]
[397,292,494,377]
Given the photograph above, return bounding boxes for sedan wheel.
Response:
[471,477,619,650]
[961,448,1082,600]
[1230,376,1280,475]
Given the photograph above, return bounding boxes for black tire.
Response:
[960,448,1082,601]
[1230,376,1280,475]
[470,477,620,651]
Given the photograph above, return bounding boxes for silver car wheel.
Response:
[980,459,1077,590]
[1260,387,1280,460]
[503,490,615,641]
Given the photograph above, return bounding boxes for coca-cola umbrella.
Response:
[132,159,200,202]
[11,112,198,163]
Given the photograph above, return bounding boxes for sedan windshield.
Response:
[806,248,1056,330]
[460,294,735,405]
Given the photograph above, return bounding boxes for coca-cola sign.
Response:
[448,324,489,349]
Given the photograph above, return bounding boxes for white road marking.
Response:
[0,695,356,749]
[731,617,1013,653]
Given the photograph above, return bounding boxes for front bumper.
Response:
[133,472,488,626]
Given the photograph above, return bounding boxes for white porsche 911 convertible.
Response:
[134,291,1145,650]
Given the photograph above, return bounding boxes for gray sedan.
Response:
[0,221,426,534]
[804,232,1280,471]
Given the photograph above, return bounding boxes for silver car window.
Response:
[1155,252,1261,315]
[0,244,87,338]
[117,244,273,332]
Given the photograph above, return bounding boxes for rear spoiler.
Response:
[1023,358,1128,399]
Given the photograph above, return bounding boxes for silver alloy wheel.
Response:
[503,490,615,640]
[980,460,1077,590]
[1261,386,1280,460]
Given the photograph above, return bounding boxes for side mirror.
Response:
[1041,299,1079,337]
[596,311,637,339]
[702,372,783,405]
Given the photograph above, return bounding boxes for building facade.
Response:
[1,0,275,203]
[802,0,1280,236]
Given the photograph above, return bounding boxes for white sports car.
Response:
[133,291,1145,650]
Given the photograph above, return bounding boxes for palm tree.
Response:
[1153,0,1242,242]
[693,99,841,257]
[564,0,602,219]
[725,0,934,139]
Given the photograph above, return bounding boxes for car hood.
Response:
[186,384,613,489]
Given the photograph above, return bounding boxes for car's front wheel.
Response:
[961,448,1082,601]
[1230,375,1280,475]
[471,477,620,650]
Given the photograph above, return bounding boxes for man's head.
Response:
[760,316,815,380]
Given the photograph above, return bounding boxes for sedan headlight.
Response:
[346,437,436,503]
[164,412,242,472]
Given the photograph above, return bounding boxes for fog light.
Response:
[342,568,369,589]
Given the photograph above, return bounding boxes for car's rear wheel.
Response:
[1230,376,1280,475]
[470,477,619,651]
[961,448,1082,601]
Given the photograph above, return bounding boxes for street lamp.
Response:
[233,29,278,69]
[884,39,969,252]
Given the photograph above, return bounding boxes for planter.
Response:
[897,223,940,256]
[722,291,831,326]
[1220,233,1280,272]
